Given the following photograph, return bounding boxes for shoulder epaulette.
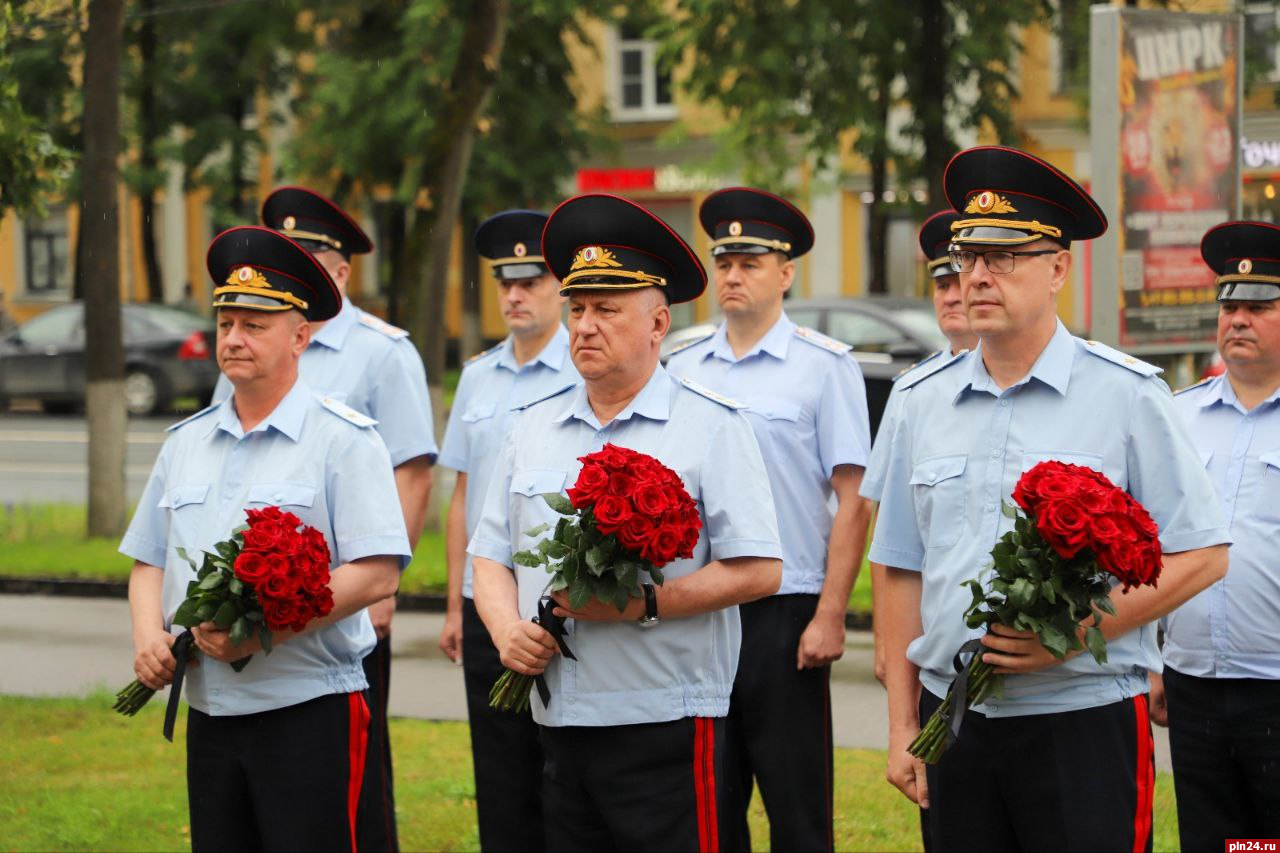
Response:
[515,381,577,411]
[318,395,377,427]
[893,349,943,382]
[1080,339,1162,377]
[676,376,746,410]
[465,341,503,365]
[899,349,969,390]
[166,402,220,432]
[1174,376,1214,396]
[665,329,715,358]
[794,325,852,355]
[357,311,410,340]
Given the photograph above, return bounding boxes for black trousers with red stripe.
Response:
[461,598,545,852]
[723,593,834,853]
[540,717,726,853]
[919,688,1155,853]
[358,635,399,852]
[187,691,371,853]
[1164,668,1280,852]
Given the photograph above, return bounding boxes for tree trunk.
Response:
[401,0,507,397]
[459,210,483,362]
[137,0,164,303]
[868,152,889,295]
[400,0,507,534]
[81,0,127,538]
[385,202,407,326]
[915,0,951,209]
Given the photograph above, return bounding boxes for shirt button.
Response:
[568,696,576,705]
[999,399,1009,408]
[990,449,1000,459]
[987,504,997,513]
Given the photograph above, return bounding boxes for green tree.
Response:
[660,0,1052,292]
[0,3,75,217]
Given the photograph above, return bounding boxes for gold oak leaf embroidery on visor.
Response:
[964,191,1018,215]
[570,246,624,271]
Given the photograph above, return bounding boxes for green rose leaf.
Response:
[1084,626,1108,664]
[542,493,575,516]
[213,600,239,629]
[1007,578,1038,610]
[523,522,551,538]
[585,545,609,577]
[568,581,592,610]
[513,549,545,568]
[172,597,201,627]
[229,615,250,646]
[258,624,273,654]
[198,571,226,591]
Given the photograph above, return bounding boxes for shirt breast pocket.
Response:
[1257,451,1280,523]
[158,483,210,546]
[462,402,497,423]
[511,468,569,499]
[909,454,967,549]
[752,401,802,423]
[245,482,318,510]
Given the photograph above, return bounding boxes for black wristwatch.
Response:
[638,582,660,628]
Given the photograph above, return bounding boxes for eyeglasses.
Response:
[949,249,1060,275]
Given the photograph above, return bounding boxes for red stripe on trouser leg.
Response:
[348,692,371,853]
[692,718,718,853]
[1132,694,1153,853]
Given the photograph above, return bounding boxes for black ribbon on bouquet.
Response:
[163,630,195,743]
[945,638,986,747]
[531,596,577,708]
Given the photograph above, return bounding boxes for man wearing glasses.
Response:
[870,146,1229,851]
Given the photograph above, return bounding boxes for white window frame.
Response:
[1246,3,1280,84]
[606,26,677,122]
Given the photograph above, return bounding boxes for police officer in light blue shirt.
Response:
[122,226,411,852]
[666,187,869,853]
[212,186,436,850]
[469,194,783,852]
[436,210,580,853]
[1158,221,1280,850]
[873,147,1229,853]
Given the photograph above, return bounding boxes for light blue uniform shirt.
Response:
[666,312,870,595]
[467,364,783,727]
[120,379,413,716]
[438,326,581,598]
[869,321,1229,716]
[214,299,438,466]
[862,349,968,503]
[1167,374,1280,679]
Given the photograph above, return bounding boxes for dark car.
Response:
[0,302,219,416]
[662,296,947,439]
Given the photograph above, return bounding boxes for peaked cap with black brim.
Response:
[207,225,342,322]
[542,194,706,305]
[944,146,1107,248]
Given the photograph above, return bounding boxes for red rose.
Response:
[633,483,673,517]
[262,597,299,632]
[1089,513,1125,547]
[1034,497,1091,559]
[233,551,270,585]
[588,444,632,472]
[643,525,684,566]
[301,566,330,595]
[568,463,610,509]
[592,494,633,534]
[263,572,296,600]
[607,472,637,498]
[241,522,281,552]
[617,514,657,552]
[245,506,284,526]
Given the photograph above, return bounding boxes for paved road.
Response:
[0,412,172,504]
[0,593,1172,769]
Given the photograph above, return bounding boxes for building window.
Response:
[1246,4,1280,84]
[23,207,72,295]
[612,25,675,121]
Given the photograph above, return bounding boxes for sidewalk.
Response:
[0,594,1171,768]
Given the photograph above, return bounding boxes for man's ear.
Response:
[779,255,795,294]
[1048,246,1072,297]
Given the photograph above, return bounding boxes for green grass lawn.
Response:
[0,694,1182,851]
[0,503,875,612]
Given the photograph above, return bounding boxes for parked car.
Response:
[662,296,948,439]
[0,302,219,416]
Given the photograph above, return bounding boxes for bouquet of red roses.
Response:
[490,443,701,712]
[909,461,1163,763]
[114,506,334,738]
